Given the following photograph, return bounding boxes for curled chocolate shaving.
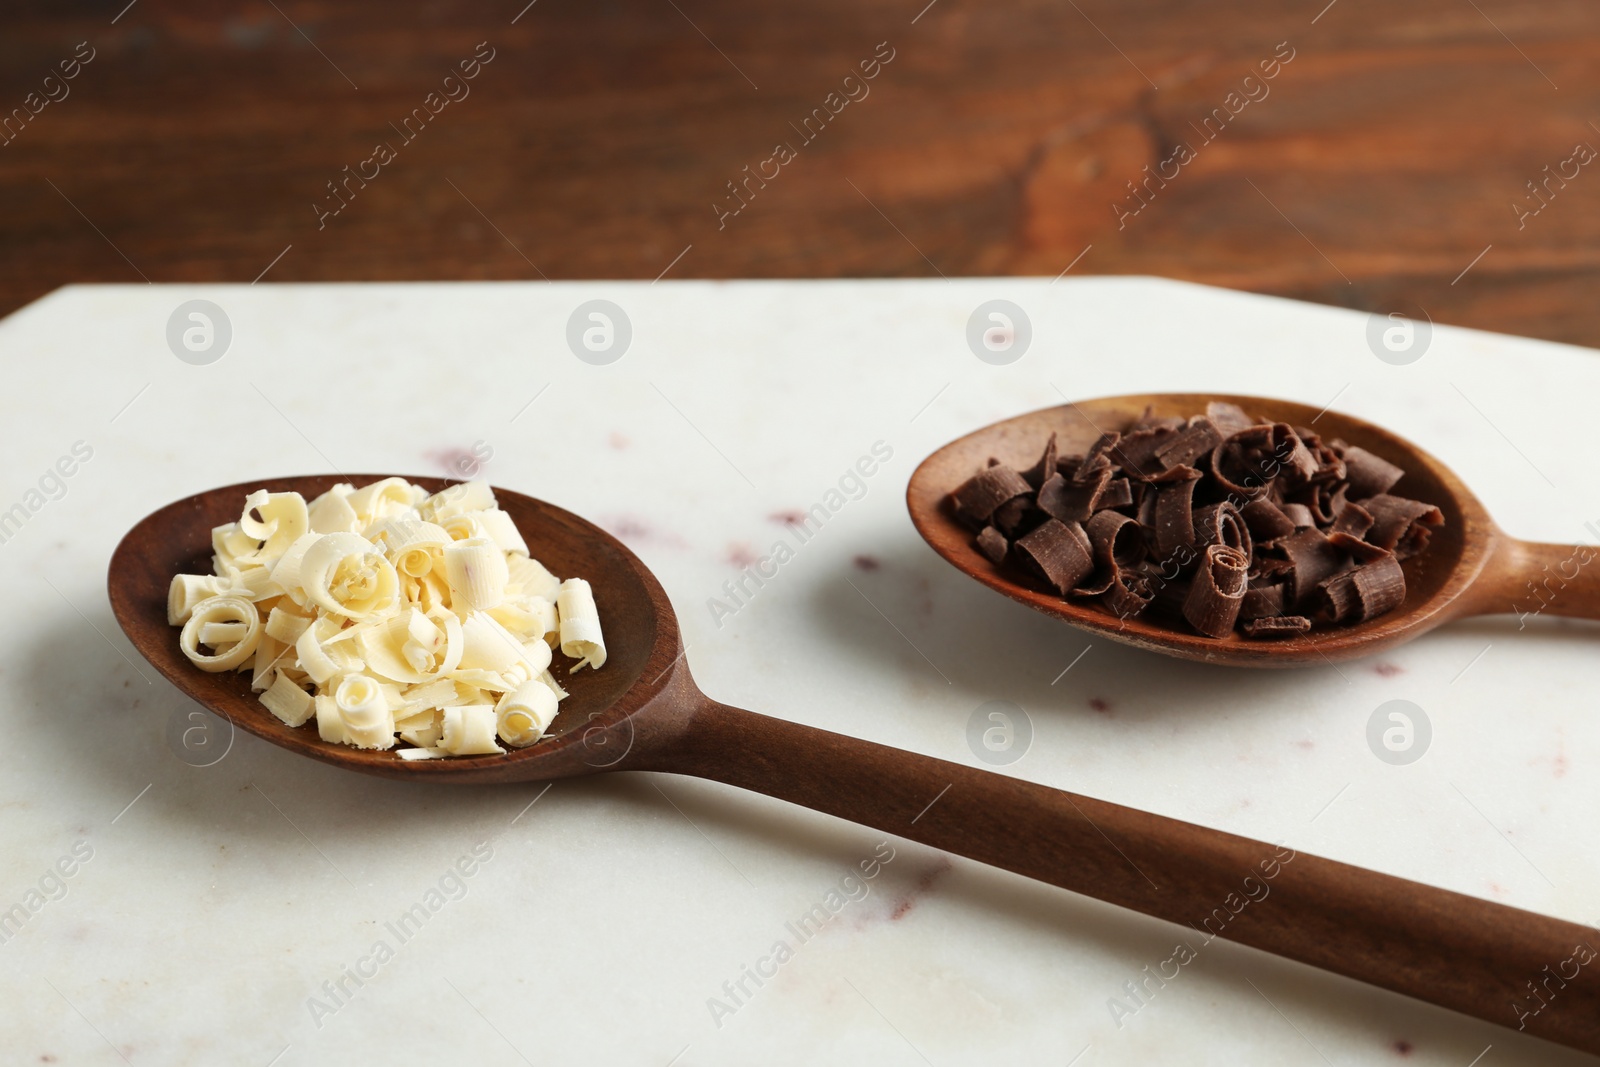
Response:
[1205,401,1255,436]
[1342,445,1405,499]
[1085,509,1146,571]
[1241,498,1297,542]
[1151,467,1203,559]
[975,526,1008,564]
[1097,477,1134,512]
[1152,416,1223,470]
[1014,519,1094,595]
[1132,405,1187,433]
[1110,425,1179,481]
[1021,432,1058,490]
[1183,544,1249,637]
[1038,466,1112,523]
[1242,615,1312,639]
[1274,527,1349,607]
[1316,552,1405,624]
[1193,500,1252,559]
[1209,425,1277,499]
[1103,571,1155,619]
[952,464,1031,527]
[1300,432,1347,484]
[991,495,1033,535]
[1287,481,1345,528]
[1330,500,1375,539]
[1239,580,1286,621]
[1361,494,1444,559]
[1280,502,1315,529]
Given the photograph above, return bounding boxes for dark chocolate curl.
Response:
[1301,432,1347,484]
[1153,417,1223,470]
[1239,580,1286,621]
[1342,446,1405,499]
[1151,468,1203,559]
[1079,432,1122,474]
[1038,466,1112,523]
[1269,424,1319,482]
[952,464,1031,526]
[1014,519,1094,595]
[1103,572,1155,620]
[991,495,1032,535]
[1317,553,1405,623]
[1096,477,1134,512]
[1192,501,1253,563]
[1280,502,1315,528]
[1021,433,1058,489]
[975,526,1008,564]
[1205,401,1256,436]
[1242,615,1312,638]
[1110,425,1180,481]
[1085,510,1146,571]
[1331,501,1375,539]
[1276,527,1349,607]
[1183,544,1249,637]
[1241,498,1296,542]
[1361,494,1444,559]
[1132,405,1187,433]
[1209,425,1277,499]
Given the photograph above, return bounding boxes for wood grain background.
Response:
[3,0,1598,344]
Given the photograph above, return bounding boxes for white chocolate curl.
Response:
[475,509,529,555]
[299,533,400,621]
[506,553,561,601]
[440,705,504,755]
[168,573,229,625]
[179,595,263,672]
[335,674,395,749]
[167,477,606,758]
[378,520,451,579]
[556,578,606,670]
[260,673,314,727]
[421,480,495,523]
[496,678,559,747]
[443,537,509,612]
[238,490,310,562]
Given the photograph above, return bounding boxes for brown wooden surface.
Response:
[110,471,1600,1052]
[5,1,1600,345]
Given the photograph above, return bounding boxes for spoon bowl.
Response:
[907,393,1594,666]
[107,461,1600,1053]
[109,475,679,783]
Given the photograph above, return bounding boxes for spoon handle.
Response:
[1472,538,1600,624]
[646,697,1600,1053]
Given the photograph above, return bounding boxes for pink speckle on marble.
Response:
[1088,698,1111,714]
[1392,1039,1414,1056]
[853,554,881,571]
[889,858,953,922]
[725,542,759,568]
[423,446,487,479]
[1374,662,1404,677]
[769,509,807,526]
[602,516,688,549]
[609,432,631,449]
[1293,739,1315,750]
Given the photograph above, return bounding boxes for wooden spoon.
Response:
[109,473,1599,1054]
[909,392,1598,666]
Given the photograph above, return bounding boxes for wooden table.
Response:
[4,0,1597,345]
